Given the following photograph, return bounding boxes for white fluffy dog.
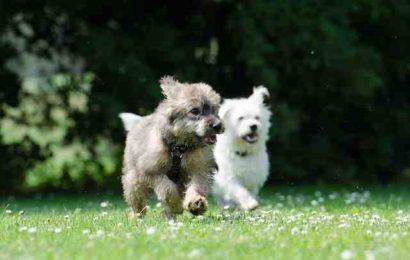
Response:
[212,86,271,210]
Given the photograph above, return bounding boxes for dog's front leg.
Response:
[229,181,259,211]
[153,175,183,219]
[183,173,208,216]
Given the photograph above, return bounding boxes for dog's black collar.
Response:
[167,142,189,184]
[170,144,188,158]
[235,151,249,157]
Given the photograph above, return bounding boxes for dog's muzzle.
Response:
[203,119,224,145]
[241,125,259,143]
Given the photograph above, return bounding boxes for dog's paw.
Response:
[129,207,147,219]
[240,199,259,211]
[186,195,208,216]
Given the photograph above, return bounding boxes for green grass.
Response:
[1,186,410,259]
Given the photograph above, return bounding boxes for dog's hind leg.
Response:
[122,173,150,217]
[153,175,183,219]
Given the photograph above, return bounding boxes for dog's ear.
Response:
[219,100,234,120]
[249,86,270,105]
[160,76,183,99]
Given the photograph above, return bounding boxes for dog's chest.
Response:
[168,148,210,181]
[237,157,265,182]
[218,150,269,191]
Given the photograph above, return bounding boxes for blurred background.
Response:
[0,0,409,195]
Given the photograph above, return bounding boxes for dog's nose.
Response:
[250,124,258,131]
[212,121,223,132]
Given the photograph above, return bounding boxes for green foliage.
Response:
[0,0,409,193]
[0,72,120,192]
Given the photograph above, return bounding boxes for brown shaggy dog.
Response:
[121,76,224,219]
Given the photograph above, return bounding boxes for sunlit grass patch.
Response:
[1,186,410,259]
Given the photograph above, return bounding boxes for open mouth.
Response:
[204,135,217,145]
[242,133,258,143]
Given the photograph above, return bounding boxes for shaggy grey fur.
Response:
[121,76,223,219]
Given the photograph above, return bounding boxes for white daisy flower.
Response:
[145,226,156,235]
[100,201,109,208]
[214,226,223,232]
[188,249,201,258]
[340,249,354,260]
[19,226,28,232]
[96,230,105,237]
[28,227,37,234]
[364,250,375,260]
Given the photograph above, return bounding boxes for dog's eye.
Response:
[190,108,200,116]
[255,116,260,120]
[238,116,244,121]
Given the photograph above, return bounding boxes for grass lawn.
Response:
[1,186,410,260]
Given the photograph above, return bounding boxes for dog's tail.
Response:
[118,113,143,132]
